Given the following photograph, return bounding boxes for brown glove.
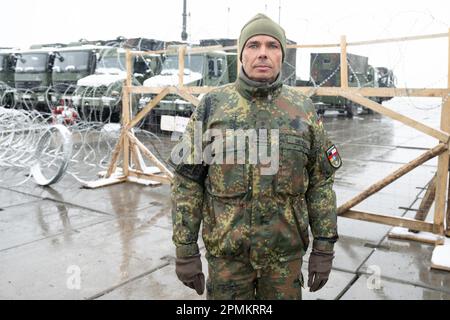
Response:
[308,250,334,292]
[175,254,205,295]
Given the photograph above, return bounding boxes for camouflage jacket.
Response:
[170,71,340,270]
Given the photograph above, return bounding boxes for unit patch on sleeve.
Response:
[326,145,342,169]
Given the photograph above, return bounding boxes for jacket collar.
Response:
[235,67,283,101]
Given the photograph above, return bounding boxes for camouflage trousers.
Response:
[206,254,304,300]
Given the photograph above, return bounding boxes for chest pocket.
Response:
[206,145,248,198]
[274,132,310,196]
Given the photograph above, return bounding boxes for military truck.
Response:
[281,39,298,86]
[50,43,113,107]
[71,44,163,122]
[141,39,297,132]
[0,49,18,107]
[13,45,65,111]
[302,53,395,117]
[139,46,235,132]
[199,38,239,83]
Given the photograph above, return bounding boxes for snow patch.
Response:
[127,176,161,186]
[431,238,450,272]
[389,226,444,244]
[78,71,127,87]
[143,70,202,87]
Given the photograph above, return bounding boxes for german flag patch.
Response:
[326,145,342,169]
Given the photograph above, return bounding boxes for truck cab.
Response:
[307,53,395,117]
[13,45,63,111]
[0,49,18,107]
[50,44,112,106]
[140,47,232,132]
[72,46,162,122]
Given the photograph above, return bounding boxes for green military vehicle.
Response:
[13,44,65,111]
[0,49,18,107]
[302,53,395,117]
[50,43,113,107]
[140,46,234,132]
[71,42,163,122]
[141,39,297,133]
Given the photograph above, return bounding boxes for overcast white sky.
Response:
[1,0,449,86]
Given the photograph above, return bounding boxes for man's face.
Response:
[241,34,282,82]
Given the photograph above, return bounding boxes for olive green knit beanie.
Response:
[238,13,286,62]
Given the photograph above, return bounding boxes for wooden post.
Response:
[178,45,186,87]
[122,49,133,176]
[294,87,448,98]
[342,209,435,233]
[105,132,124,178]
[447,166,450,236]
[287,32,447,49]
[446,28,450,236]
[407,174,437,233]
[414,174,437,221]
[340,35,348,89]
[127,132,174,180]
[434,28,450,235]
[131,142,144,172]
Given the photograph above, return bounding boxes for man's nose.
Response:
[257,46,268,59]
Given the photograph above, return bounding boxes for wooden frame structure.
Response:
[90,31,450,249]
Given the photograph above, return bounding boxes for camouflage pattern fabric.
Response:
[171,70,340,298]
[206,253,303,300]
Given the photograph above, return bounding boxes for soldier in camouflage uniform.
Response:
[170,13,341,300]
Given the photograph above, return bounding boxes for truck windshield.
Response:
[54,51,90,72]
[97,54,126,71]
[15,53,47,73]
[162,55,203,74]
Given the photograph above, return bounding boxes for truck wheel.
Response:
[110,109,120,123]
[3,93,15,108]
[346,103,357,118]
[146,110,160,133]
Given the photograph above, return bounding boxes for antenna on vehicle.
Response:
[227,7,230,38]
[278,0,281,24]
[181,0,188,41]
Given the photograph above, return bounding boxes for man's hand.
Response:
[175,254,205,295]
[308,250,334,292]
